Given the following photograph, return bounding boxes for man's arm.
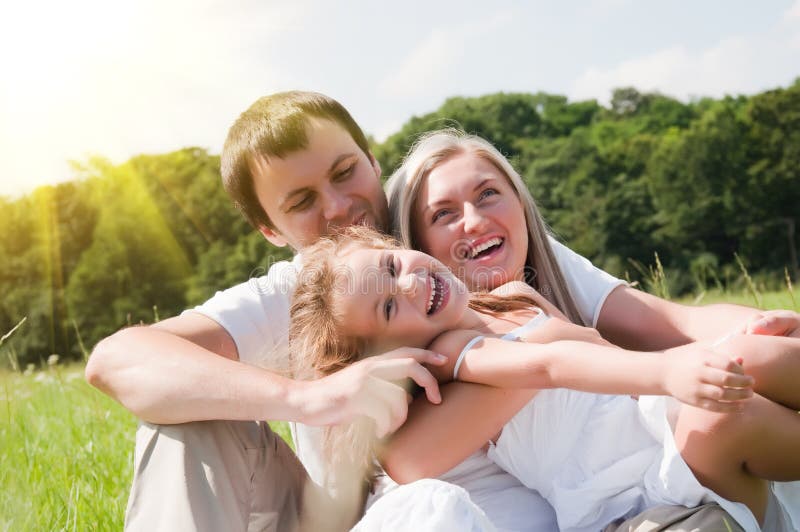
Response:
[85,312,445,428]
[596,285,761,351]
[85,313,298,424]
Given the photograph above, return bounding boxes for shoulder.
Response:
[490,280,539,299]
[427,329,486,380]
[429,329,486,361]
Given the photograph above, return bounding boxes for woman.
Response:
[377,129,800,530]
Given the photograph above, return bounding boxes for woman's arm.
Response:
[596,286,762,350]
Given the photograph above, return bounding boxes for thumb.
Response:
[746,317,778,335]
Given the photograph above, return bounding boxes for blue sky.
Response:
[1,0,798,197]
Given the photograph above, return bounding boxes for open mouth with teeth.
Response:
[467,237,504,260]
[426,273,450,315]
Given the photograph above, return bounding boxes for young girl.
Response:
[289,226,800,532]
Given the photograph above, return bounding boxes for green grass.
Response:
[0,288,795,529]
[0,362,293,530]
[1,364,135,531]
[679,288,798,311]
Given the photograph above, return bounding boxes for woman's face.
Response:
[412,151,529,291]
[333,245,470,355]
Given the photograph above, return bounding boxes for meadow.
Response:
[0,287,796,531]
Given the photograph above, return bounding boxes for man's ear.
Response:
[258,225,288,247]
[369,152,382,179]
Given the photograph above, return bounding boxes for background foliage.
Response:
[2,81,799,368]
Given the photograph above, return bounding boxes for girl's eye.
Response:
[384,297,394,321]
[431,209,451,223]
[478,188,498,201]
[333,163,356,182]
[388,256,397,277]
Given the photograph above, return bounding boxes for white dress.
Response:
[474,315,800,532]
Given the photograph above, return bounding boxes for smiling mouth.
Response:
[466,237,504,260]
[426,273,449,315]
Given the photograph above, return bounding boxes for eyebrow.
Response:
[279,153,358,209]
[423,177,494,213]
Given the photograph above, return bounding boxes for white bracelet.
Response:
[453,335,485,380]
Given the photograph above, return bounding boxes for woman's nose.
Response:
[462,203,487,234]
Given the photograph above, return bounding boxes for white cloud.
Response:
[784,0,800,22]
[569,30,798,105]
[379,29,461,99]
[377,11,513,100]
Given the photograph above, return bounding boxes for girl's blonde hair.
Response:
[385,129,585,325]
[290,226,539,490]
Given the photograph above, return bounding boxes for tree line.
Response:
[1,81,798,367]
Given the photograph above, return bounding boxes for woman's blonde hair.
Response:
[290,225,540,490]
[385,129,585,325]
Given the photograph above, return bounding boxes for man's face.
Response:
[252,118,389,250]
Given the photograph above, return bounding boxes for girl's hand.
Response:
[741,310,800,338]
[663,344,754,412]
[296,348,448,437]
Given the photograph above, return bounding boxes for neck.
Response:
[455,307,497,334]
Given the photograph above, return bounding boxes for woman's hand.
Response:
[741,310,800,338]
[294,348,448,437]
[662,344,754,412]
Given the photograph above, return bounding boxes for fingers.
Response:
[696,381,752,402]
[365,348,447,402]
[695,398,745,414]
[366,354,443,404]
[702,364,754,389]
[378,347,449,366]
[745,311,800,337]
[703,353,745,375]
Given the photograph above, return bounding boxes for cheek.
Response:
[425,227,458,266]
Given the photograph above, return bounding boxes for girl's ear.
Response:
[258,225,288,247]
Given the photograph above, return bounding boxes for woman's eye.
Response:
[431,209,451,223]
[384,297,394,321]
[478,188,498,201]
[388,256,397,277]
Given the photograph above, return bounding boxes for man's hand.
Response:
[293,348,447,437]
[663,344,754,412]
[741,310,800,338]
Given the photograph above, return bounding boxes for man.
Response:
[87,90,793,530]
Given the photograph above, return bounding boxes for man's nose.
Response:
[321,188,352,221]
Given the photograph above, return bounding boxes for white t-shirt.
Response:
[188,237,625,530]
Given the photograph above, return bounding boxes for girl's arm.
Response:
[382,383,536,483]
[431,330,754,411]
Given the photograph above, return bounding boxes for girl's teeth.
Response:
[427,276,437,313]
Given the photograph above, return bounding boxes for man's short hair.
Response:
[221,91,371,230]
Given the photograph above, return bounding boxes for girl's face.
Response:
[412,151,529,291]
[334,245,470,354]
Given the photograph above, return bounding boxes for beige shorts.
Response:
[605,502,746,532]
